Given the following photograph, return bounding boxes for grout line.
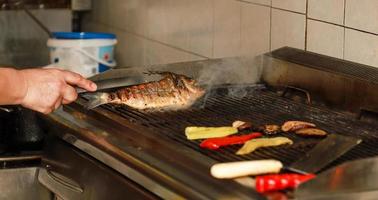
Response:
[308,17,378,37]
[211,0,215,58]
[269,5,272,51]
[307,18,344,28]
[271,7,306,15]
[236,0,271,8]
[304,0,309,51]
[93,21,210,59]
[239,2,242,55]
[343,0,346,26]
[345,26,378,36]
[343,0,346,59]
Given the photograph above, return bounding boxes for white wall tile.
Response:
[213,0,241,58]
[345,29,378,67]
[241,3,270,57]
[272,0,306,13]
[271,9,306,50]
[345,0,378,34]
[242,0,271,6]
[146,0,168,44]
[307,20,344,59]
[90,0,110,23]
[107,0,147,35]
[185,0,213,58]
[146,0,213,58]
[308,0,344,25]
[144,41,202,65]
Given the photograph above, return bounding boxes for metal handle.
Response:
[281,86,312,105]
[38,168,83,200]
[0,106,13,113]
[357,108,378,122]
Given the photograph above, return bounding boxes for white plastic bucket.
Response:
[47,32,117,78]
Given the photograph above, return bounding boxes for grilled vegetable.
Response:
[295,128,327,137]
[281,121,316,132]
[200,132,263,150]
[235,174,316,193]
[260,124,281,135]
[232,120,253,131]
[185,127,238,140]
[85,72,205,110]
[236,137,293,155]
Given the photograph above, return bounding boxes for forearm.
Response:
[0,67,27,105]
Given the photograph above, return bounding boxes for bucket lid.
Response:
[52,32,116,39]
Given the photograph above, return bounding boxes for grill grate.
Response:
[100,85,378,171]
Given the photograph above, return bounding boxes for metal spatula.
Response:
[76,76,144,94]
[288,134,362,174]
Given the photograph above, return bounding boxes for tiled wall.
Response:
[84,0,378,68]
[0,9,72,67]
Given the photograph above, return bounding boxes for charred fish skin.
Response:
[85,72,205,110]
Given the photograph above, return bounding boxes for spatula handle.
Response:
[210,160,283,179]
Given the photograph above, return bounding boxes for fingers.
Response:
[62,71,97,92]
[62,85,78,104]
[46,86,74,113]
[53,96,63,110]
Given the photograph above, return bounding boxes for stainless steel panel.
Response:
[296,157,378,200]
[42,136,159,200]
[38,168,83,200]
[0,167,51,200]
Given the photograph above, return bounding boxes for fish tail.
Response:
[83,92,110,109]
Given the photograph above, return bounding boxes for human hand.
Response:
[19,68,97,114]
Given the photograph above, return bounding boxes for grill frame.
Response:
[45,47,378,199]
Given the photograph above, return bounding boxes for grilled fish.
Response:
[85,72,205,110]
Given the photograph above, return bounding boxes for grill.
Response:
[100,85,378,171]
[44,47,378,199]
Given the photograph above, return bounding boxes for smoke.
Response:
[196,56,264,108]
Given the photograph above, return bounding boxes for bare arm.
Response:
[0,68,27,105]
[0,67,97,114]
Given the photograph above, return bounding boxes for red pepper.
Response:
[255,173,316,193]
[200,132,262,150]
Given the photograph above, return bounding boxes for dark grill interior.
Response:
[99,85,378,172]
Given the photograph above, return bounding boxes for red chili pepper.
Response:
[200,132,262,150]
[255,173,316,193]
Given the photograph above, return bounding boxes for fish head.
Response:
[179,75,205,96]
